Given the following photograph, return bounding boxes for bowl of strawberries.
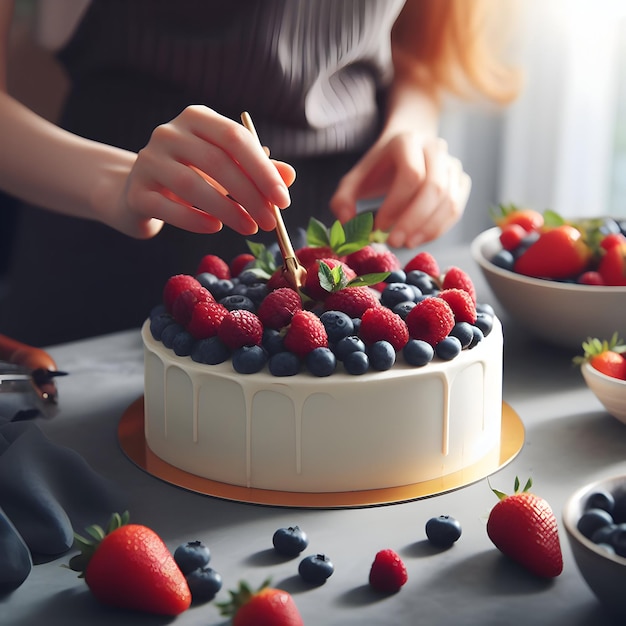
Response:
[471,205,626,350]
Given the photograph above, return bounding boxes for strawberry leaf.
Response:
[543,210,565,228]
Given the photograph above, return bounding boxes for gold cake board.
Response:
[118,398,524,509]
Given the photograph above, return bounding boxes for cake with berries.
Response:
[142,215,503,493]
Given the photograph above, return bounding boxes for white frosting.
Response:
[142,317,503,493]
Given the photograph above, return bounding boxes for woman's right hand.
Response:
[117,106,295,238]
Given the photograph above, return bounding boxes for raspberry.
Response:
[438,288,477,324]
[172,286,214,326]
[368,549,408,593]
[404,251,440,279]
[405,297,455,346]
[323,287,380,318]
[163,274,202,313]
[295,246,338,268]
[441,266,477,304]
[217,309,263,349]
[359,307,409,351]
[229,253,255,277]
[344,246,377,275]
[196,254,231,279]
[257,287,303,330]
[357,249,401,275]
[283,310,329,358]
[304,258,357,301]
[187,301,229,339]
[266,268,291,291]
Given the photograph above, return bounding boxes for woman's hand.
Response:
[330,132,471,248]
[118,106,295,238]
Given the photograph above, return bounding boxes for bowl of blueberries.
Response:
[563,474,626,618]
[470,210,626,350]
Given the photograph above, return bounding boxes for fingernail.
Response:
[387,230,405,248]
[272,184,291,209]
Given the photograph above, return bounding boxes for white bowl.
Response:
[471,228,626,350]
[581,362,626,424]
[563,475,626,618]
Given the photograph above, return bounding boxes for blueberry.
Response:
[174,540,211,576]
[237,269,263,285]
[468,325,484,348]
[476,302,495,317]
[191,336,230,365]
[351,317,361,335]
[380,283,416,308]
[150,313,175,340]
[150,303,167,319]
[269,352,301,376]
[305,347,337,377]
[245,283,269,307]
[591,523,618,546]
[403,339,434,366]
[161,322,185,349]
[320,310,354,343]
[406,270,437,294]
[334,335,365,361]
[490,250,515,271]
[186,566,223,603]
[367,340,396,371]
[232,345,268,374]
[425,515,463,548]
[585,490,616,515]
[435,336,462,361]
[196,272,219,289]
[450,322,473,349]
[272,526,309,557]
[298,554,334,585]
[208,278,235,300]
[343,350,369,375]
[172,330,195,357]
[577,508,614,539]
[392,301,416,320]
[474,312,493,337]
[384,269,407,284]
[610,523,626,557]
[220,294,256,312]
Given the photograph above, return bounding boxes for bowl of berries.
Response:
[563,474,626,619]
[471,205,626,350]
[574,335,626,424]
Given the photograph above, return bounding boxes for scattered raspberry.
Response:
[499,224,527,252]
[404,251,440,279]
[405,297,455,346]
[163,274,202,313]
[230,253,255,277]
[344,246,378,275]
[359,307,409,351]
[217,310,263,349]
[196,254,231,279]
[358,249,401,275]
[295,246,338,268]
[323,287,380,318]
[172,286,214,326]
[257,287,303,330]
[266,268,291,292]
[441,266,477,304]
[438,288,477,324]
[368,549,408,593]
[187,301,229,339]
[283,310,329,358]
[304,258,357,301]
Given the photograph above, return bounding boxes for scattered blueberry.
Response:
[208,279,235,300]
[191,337,230,365]
[272,526,309,557]
[435,336,462,361]
[305,347,337,377]
[161,322,185,349]
[269,352,301,377]
[490,249,515,271]
[403,339,434,366]
[150,313,175,340]
[298,554,334,585]
[367,340,396,371]
[577,508,614,540]
[425,515,463,548]
[196,272,218,289]
[450,322,474,349]
[186,566,223,603]
[172,330,195,357]
[320,310,354,343]
[334,336,366,361]
[468,325,484,348]
[384,269,407,284]
[220,294,256,312]
[474,312,494,337]
[406,270,437,294]
[343,350,370,375]
[380,283,416,308]
[232,345,268,374]
[392,300,416,320]
[585,490,616,515]
[174,540,211,576]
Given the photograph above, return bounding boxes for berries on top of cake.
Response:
[149,213,495,376]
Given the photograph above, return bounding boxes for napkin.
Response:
[0,394,128,591]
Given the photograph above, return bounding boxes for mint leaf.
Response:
[343,212,373,245]
[306,218,331,248]
[246,240,277,276]
[347,272,389,288]
[318,261,336,292]
[329,220,346,251]
[543,210,565,228]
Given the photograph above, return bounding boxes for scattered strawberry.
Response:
[230,253,256,277]
[217,310,264,349]
[513,224,592,280]
[217,579,304,626]
[359,307,409,351]
[441,266,477,304]
[257,287,303,330]
[403,251,440,279]
[163,274,202,313]
[187,301,229,339]
[437,288,477,324]
[172,286,214,326]
[405,297,455,346]
[323,286,380,318]
[574,334,626,380]
[598,242,626,286]
[368,549,408,593]
[486,477,563,578]
[196,254,231,279]
[69,512,191,615]
[284,310,329,358]
[491,203,544,233]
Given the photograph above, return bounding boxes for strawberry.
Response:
[574,334,626,380]
[578,271,605,286]
[600,232,626,252]
[283,310,328,358]
[295,245,338,269]
[359,307,409,351]
[257,287,302,330]
[187,300,229,339]
[304,258,356,301]
[491,203,544,233]
[437,288,477,324]
[217,310,264,349]
[69,512,191,615]
[405,297,455,346]
[163,274,202,313]
[499,223,527,252]
[513,225,592,280]
[403,251,440,279]
[323,286,380,318]
[597,242,626,286]
[441,266,477,304]
[217,579,304,626]
[486,477,563,578]
[196,253,231,279]
[368,549,408,593]
[230,253,256,277]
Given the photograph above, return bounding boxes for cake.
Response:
[142,215,504,494]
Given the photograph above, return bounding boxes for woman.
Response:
[0,0,519,345]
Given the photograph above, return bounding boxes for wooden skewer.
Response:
[240,112,307,290]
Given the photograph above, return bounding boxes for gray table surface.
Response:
[3,245,626,626]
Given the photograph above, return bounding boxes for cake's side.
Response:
[143,317,503,493]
